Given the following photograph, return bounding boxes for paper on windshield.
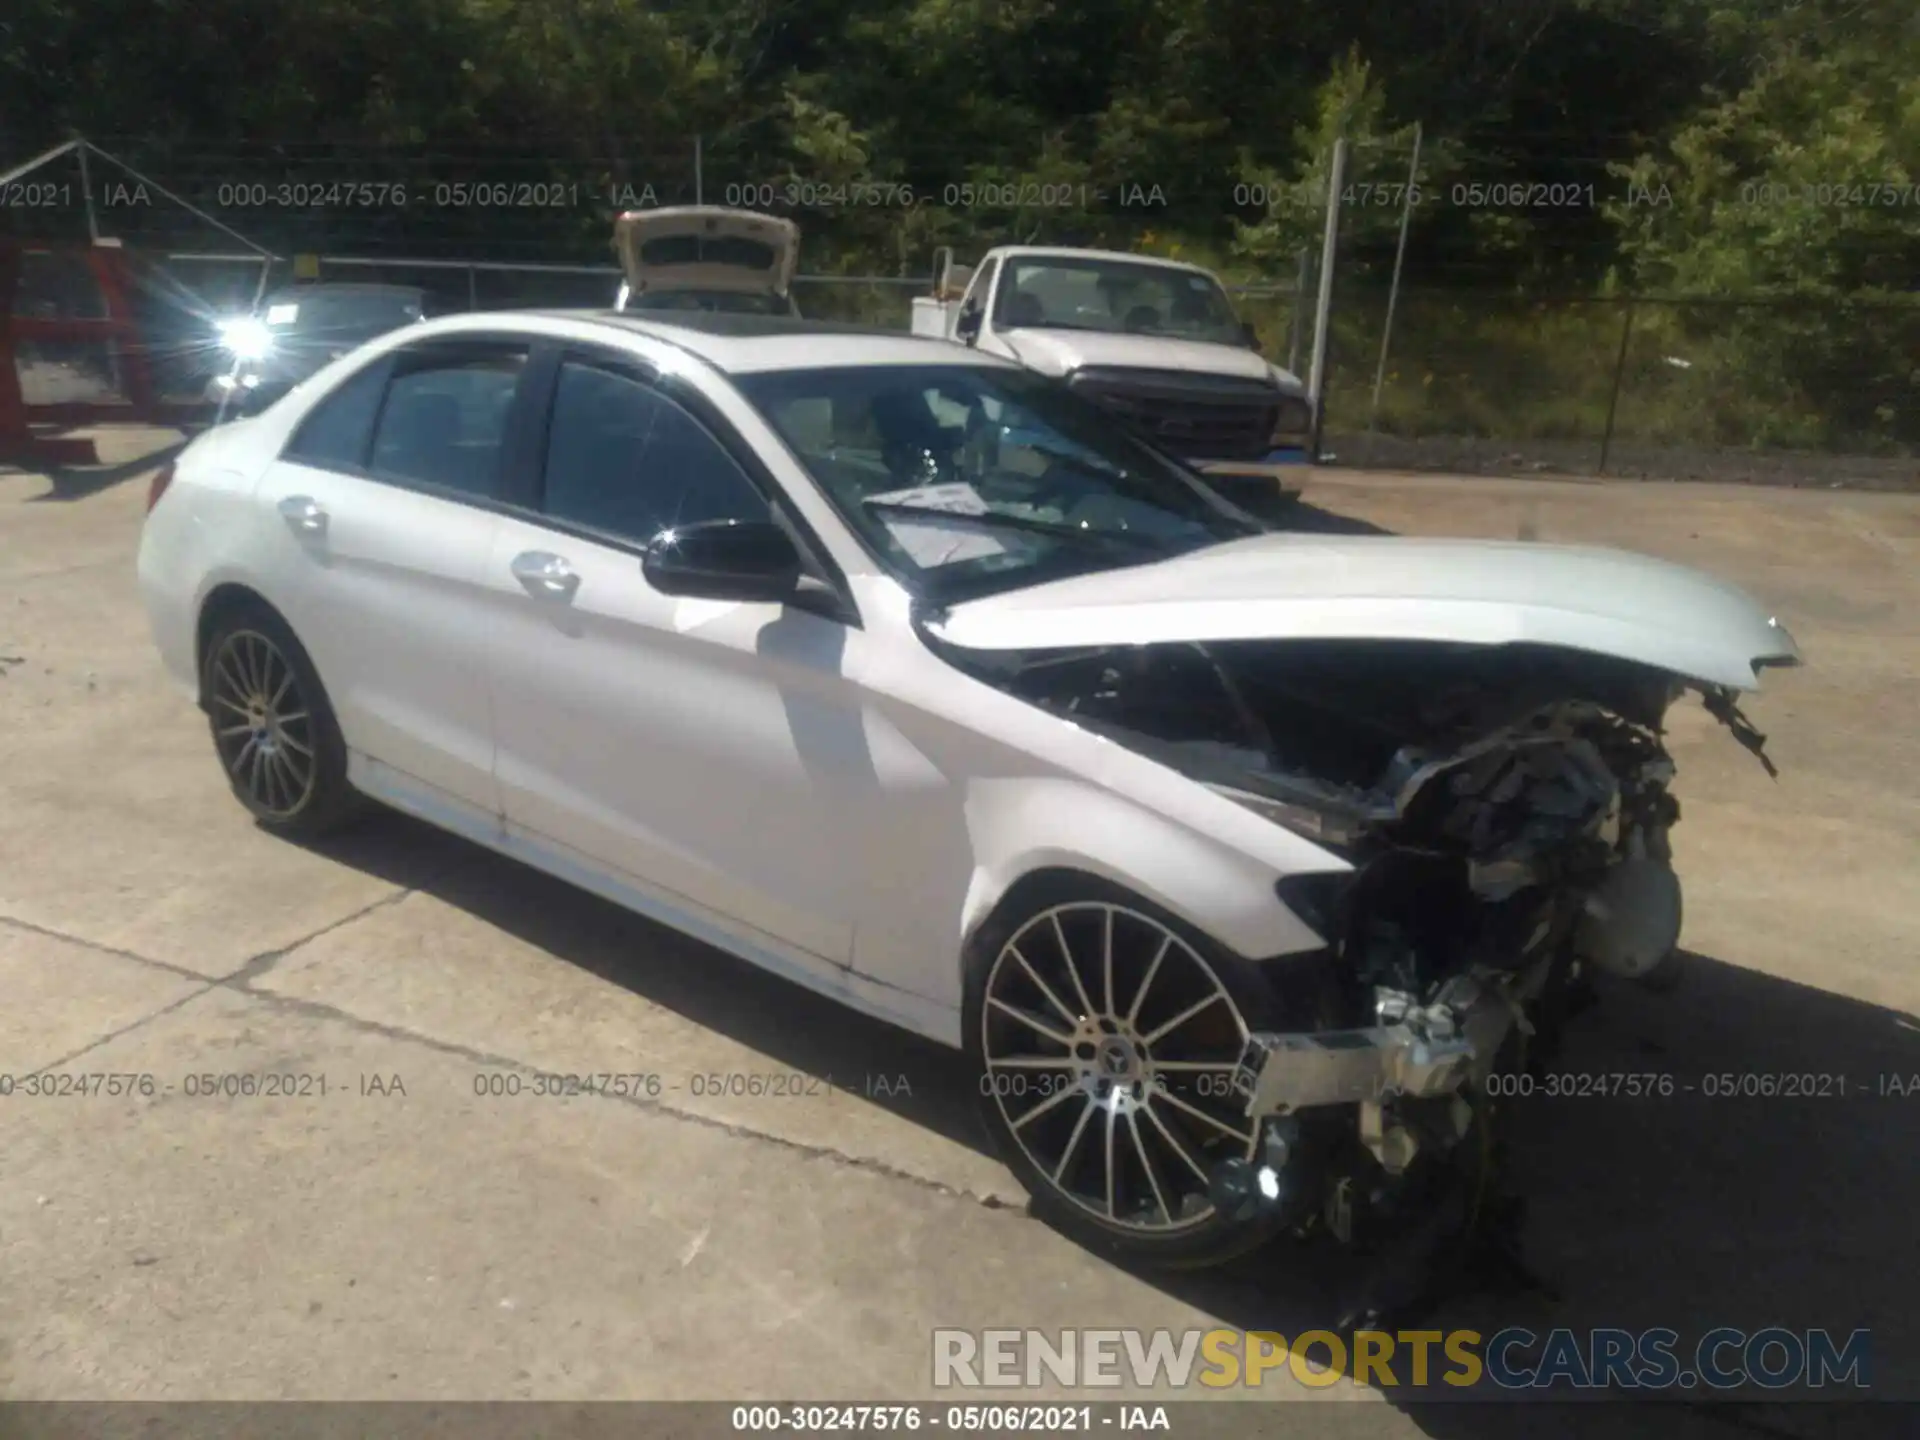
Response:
[867,483,1010,568]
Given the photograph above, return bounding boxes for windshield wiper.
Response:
[860,497,1163,553]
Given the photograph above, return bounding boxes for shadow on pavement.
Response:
[23,439,189,501]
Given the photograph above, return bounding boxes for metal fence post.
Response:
[1364,122,1422,465]
[1598,297,1637,475]
[1306,137,1349,463]
[74,135,101,244]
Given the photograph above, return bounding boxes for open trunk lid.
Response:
[614,206,800,299]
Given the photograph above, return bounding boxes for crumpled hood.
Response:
[926,533,1800,691]
[1002,328,1296,390]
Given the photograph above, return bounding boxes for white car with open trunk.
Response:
[612,206,802,317]
[137,306,1798,1282]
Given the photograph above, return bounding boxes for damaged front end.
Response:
[952,633,1784,1273]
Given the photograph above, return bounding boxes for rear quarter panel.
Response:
[136,426,275,699]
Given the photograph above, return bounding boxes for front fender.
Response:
[959,776,1334,966]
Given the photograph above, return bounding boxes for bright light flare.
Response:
[217,317,275,361]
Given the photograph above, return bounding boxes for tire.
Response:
[964,873,1309,1270]
[200,600,364,837]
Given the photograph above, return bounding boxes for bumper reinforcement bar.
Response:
[1232,984,1518,1117]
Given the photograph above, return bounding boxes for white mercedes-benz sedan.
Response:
[138,309,1799,1273]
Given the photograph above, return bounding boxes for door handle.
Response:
[278,495,328,536]
[511,550,581,600]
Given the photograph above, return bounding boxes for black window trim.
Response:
[509,339,862,627]
[961,257,998,319]
[277,333,537,516]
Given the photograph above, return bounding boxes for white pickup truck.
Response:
[911,246,1312,472]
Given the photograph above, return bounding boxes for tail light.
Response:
[146,461,177,514]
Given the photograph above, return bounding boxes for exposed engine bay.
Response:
[948,633,1782,1316]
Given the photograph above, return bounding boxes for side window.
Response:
[541,360,770,545]
[366,343,527,497]
[282,359,390,471]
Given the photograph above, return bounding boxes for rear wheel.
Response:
[201,603,363,837]
[965,876,1292,1269]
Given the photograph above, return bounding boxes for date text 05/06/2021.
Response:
[0,1070,918,1101]
[731,1406,1170,1433]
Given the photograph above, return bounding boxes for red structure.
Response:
[0,239,99,463]
[1,237,208,467]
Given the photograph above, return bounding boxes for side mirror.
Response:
[955,307,982,343]
[642,519,803,603]
[1241,321,1262,350]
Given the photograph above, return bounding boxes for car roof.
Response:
[512,309,1015,375]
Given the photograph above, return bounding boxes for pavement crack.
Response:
[30,983,228,1076]
[3,889,416,1074]
[0,914,208,985]
[218,885,415,987]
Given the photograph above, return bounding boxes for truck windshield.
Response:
[993,257,1245,346]
[735,363,1261,603]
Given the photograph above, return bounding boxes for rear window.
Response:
[283,359,391,470]
[365,344,527,496]
[638,235,779,271]
[628,291,791,315]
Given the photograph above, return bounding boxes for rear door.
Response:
[252,335,535,817]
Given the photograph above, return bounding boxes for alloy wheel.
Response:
[208,629,318,818]
[980,902,1259,1235]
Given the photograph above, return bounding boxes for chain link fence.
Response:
[1316,286,1920,485]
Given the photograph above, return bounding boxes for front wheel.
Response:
[201,602,363,837]
[964,876,1293,1269]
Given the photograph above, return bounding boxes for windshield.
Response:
[629,289,795,316]
[993,257,1245,345]
[734,364,1261,603]
[262,290,424,335]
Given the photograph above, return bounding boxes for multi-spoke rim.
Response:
[981,902,1257,1236]
[208,629,317,819]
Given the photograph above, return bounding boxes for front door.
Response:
[484,349,869,963]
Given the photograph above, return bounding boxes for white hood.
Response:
[926,533,1800,691]
[1002,328,1297,390]
[614,206,799,297]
